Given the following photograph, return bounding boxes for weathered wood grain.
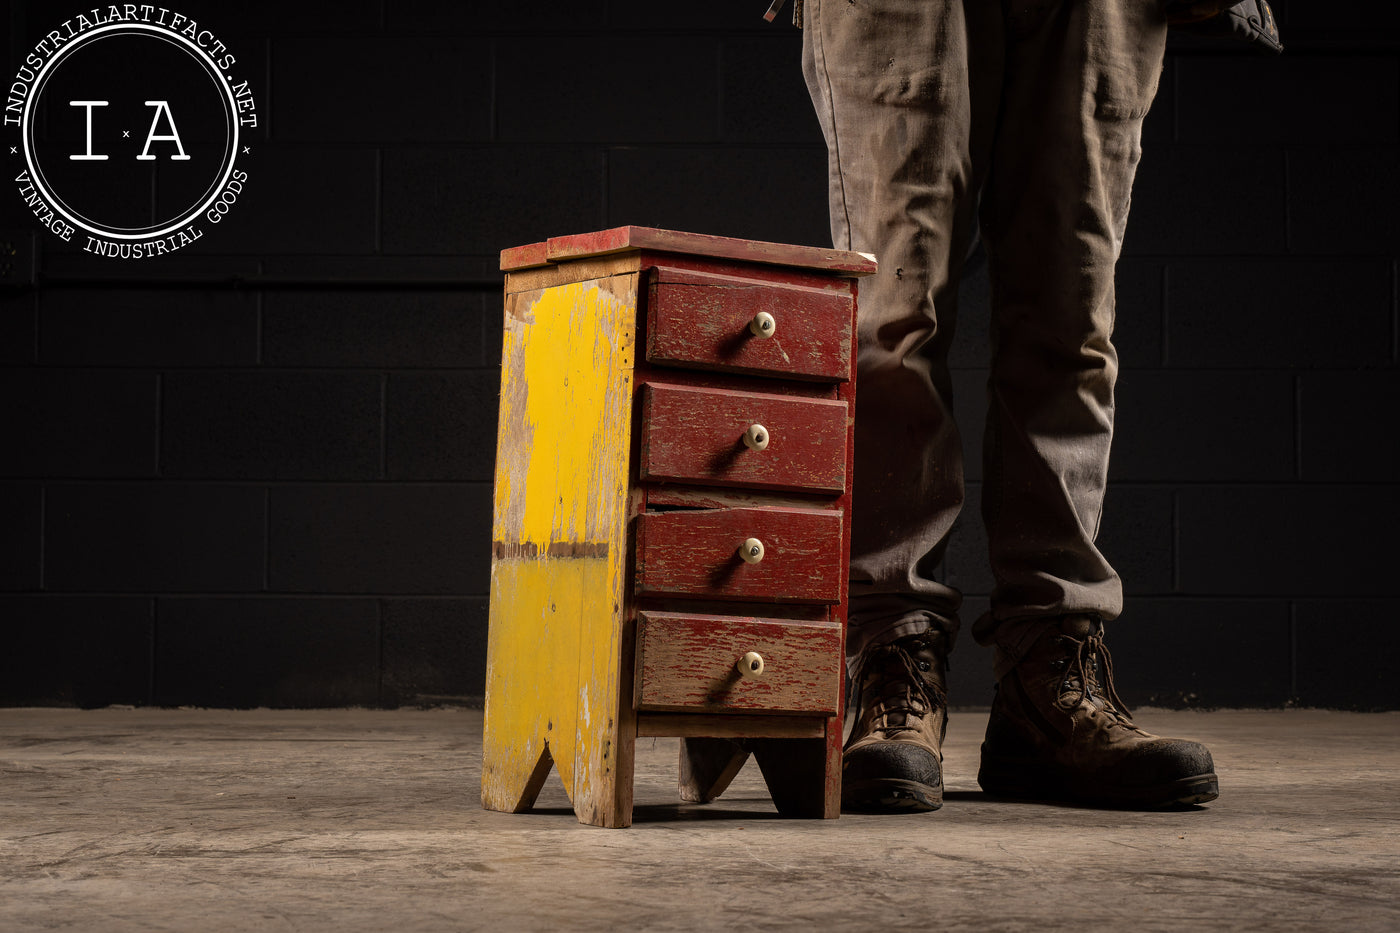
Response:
[637,598,832,625]
[635,506,843,603]
[499,239,550,271]
[678,737,751,802]
[524,225,877,275]
[646,266,853,382]
[644,483,840,512]
[635,713,826,739]
[504,254,644,295]
[639,383,848,493]
[634,611,842,714]
[632,364,839,400]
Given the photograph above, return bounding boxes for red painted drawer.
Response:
[634,610,842,714]
[646,267,853,382]
[635,506,843,603]
[639,384,848,494]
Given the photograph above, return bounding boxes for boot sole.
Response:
[979,760,1219,809]
[842,777,943,813]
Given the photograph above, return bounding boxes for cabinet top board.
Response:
[500,226,878,276]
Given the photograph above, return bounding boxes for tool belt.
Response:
[1166,0,1283,53]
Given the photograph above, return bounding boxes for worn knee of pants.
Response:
[802,0,1167,667]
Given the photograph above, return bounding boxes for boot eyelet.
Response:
[917,661,931,672]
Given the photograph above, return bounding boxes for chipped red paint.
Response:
[639,383,848,493]
[634,611,842,714]
[646,266,854,382]
[634,506,842,603]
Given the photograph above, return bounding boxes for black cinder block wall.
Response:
[1,1,1396,709]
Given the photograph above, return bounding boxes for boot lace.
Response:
[851,637,947,737]
[1054,624,1134,726]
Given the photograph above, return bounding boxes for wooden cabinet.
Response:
[481,226,873,827]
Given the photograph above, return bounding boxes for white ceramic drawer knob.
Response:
[742,423,769,451]
[749,311,777,338]
[740,537,765,564]
[737,651,765,678]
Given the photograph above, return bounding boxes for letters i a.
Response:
[68,99,190,161]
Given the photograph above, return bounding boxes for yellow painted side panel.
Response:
[492,277,637,550]
[483,557,604,803]
[482,274,638,827]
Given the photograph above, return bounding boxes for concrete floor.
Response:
[2,709,1397,932]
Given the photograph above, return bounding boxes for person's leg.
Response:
[971,0,1217,806]
[803,0,1001,655]
[802,0,1001,812]
[973,0,1152,648]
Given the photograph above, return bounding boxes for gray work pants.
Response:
[801,0,1168,665]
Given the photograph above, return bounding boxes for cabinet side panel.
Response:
[483,276,639,826]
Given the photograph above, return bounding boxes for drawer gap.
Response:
[640,502,708,513]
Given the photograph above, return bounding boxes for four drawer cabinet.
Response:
[482,226,874,827]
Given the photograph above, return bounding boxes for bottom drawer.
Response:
[634,611,841,715]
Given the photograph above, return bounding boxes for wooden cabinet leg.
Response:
[571,720,636,829]
[678,737,752,803]
[482,724,636,828]
[752,739,828,818]
[481,740,554,814]
[750,719,842,818]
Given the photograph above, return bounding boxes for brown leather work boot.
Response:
[842,631,948,813]
[978,615,1220,808]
